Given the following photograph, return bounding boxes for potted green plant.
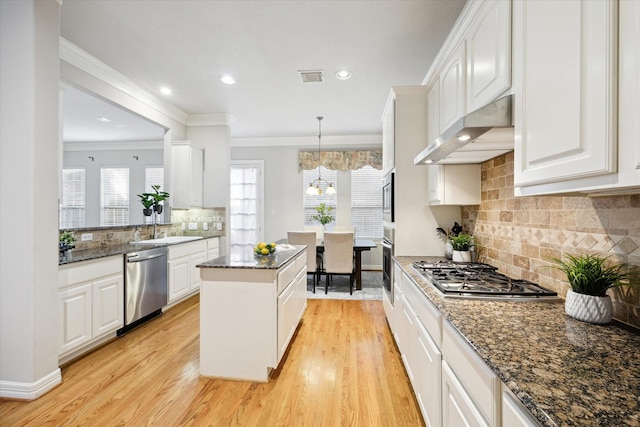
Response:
[450,233,473,262]
[138,193,155,216]
[59,230,75,256]
[548,254,631,324]
[311,203,335,230]
[149,185,169,214]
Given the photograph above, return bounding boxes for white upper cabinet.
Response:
[440,42,466,133]
[428,164,481,206]
[426,80,440,147]
[513,0,624,194]
[616,0,640,193]
[382,97,396,175]
[171,142,204,208]
[466,0,512,112]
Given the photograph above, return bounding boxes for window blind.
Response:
[60,168,85,228]
[101,167,129,226]
[303,167,337,231]
[230,164,260,260]
[351,166,383,239]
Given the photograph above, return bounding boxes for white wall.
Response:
[0,0,62,398]
[231,145,383,269]
[63,148,164,227]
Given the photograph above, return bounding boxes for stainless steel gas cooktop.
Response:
[412,261,559,301]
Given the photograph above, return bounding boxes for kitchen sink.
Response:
[130,236,204,245]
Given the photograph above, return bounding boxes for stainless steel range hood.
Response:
[414,95,514,165]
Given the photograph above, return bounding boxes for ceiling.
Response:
[60,0,466,142]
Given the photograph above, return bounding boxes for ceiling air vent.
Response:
[298,70,324,83]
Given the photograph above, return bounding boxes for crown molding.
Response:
[186,114,235,127]
[64,140,164,151]
[231,134,381,149]
[59,38,189,125]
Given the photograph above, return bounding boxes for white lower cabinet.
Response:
[442,361,489,427]
[277,266,306,362]
[168,239,208,303]
[386,263,541,427]
[58,256,124,360]
[416,318,442,427]
[206,237,220,261]
[502,386,541,427]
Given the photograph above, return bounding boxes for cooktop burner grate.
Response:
[412,261,558,299]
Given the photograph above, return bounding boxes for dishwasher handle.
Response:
[127,253,165,263]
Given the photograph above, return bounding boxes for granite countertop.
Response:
[197,245,305,270]
[59,236,220,266]
[395,256,640,427]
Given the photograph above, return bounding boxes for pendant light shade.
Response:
[306,116,336,196]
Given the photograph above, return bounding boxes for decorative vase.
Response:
[154,204,163,214]
[143,208,153,216]
[452,250,471,262]
[565,289,613,324]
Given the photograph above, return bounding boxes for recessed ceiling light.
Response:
[335,70,352,80]
[160,86,172,95]
[97,117,111,123]
[221,75,235,85]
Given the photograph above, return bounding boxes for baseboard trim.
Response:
[0,368,62,400]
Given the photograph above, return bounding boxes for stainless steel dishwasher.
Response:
[118,246,168,335]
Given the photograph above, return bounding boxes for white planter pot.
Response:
[452,250,471,263]
[565,289,613,324]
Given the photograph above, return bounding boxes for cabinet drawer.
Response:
[168,240,207,259]
[207,237,219,250]
[403,274,442,347]
[59,256,122,289]
[442,321,500,426]
[277,259,297,294]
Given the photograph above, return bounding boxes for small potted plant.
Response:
[311,203,335,230]
[138,193,155,216]
[149,185,169,214]
[548,254,632,324]
[59,231,76,256]
[450,233,473,262]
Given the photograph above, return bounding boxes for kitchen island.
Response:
[197,246,307,382]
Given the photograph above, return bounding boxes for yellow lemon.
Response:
[258,242,266,249]
[261,248,269,255]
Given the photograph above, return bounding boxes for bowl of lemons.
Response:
[254,242,277,257]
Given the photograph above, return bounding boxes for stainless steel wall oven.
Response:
[382,226,394,304]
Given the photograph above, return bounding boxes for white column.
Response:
[0,0,62,399]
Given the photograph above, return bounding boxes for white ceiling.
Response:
[60,0,466,142]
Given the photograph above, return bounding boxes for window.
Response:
[303,167,337,230]
[101,167,129,226]
[230,162,263,260]
[60,168,85,228]
[144,166,164,224]
[351,166,383,239]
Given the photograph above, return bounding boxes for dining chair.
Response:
[287,231,321,292]
[303,225,324,240]
[323,231,355,294]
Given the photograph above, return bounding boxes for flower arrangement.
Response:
[311,203,335,226]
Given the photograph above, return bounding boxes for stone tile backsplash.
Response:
[64,207,225,251]
[461,152,640,329]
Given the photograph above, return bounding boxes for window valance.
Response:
[298,150,382,172]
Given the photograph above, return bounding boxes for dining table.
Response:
[281,238,377,290]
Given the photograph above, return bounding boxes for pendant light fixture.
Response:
[306,116,336,196]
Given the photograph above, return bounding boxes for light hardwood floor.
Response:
[0,296,424,426]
